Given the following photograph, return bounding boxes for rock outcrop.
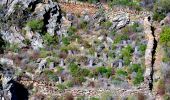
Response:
[0,64,28,100]
[144,16,158,91]
[109,13,130,30]
[0,0,62,48]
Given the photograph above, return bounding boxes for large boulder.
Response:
[109,13,130,30]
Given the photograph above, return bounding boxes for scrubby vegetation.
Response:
[153,0,170,21]
[160,26,170,63]
[26,19,44,32]
[2,0,170,99]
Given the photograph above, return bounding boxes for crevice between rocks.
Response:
[43,8,52,33]
[149,25,158,91]
[28,0,42,12]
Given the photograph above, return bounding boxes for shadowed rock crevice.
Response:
[43,8,52,33]
[28,0,42,12]
[149,25,158,91]
[0,35,6,54]
[55,7,62,31]
[0,66,29,100]
[10,80,29,100]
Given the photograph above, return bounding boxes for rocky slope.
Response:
[0,0,168,100]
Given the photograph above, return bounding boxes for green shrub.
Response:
[153,0,170,21]
[121,45,133,57]
[43,33,58,45]
[56,67,64,74]
[114,34,128,44]
[76,96,85,100]
[110,0,141,10]
[68,26,77,36]
[156,0,170,13]
[101,21,112,29]
[6,43,20,53]
[96,66,112,78]
[90,97,99,100]
[62,37,70,46]
[65,81,73,88]
[79,21,88,30]
[116,69,128,77]
[133,69,144,85]
[128,64,141,73]
[26,19,44,32]
[23,39,31,46]
[121,45,133,65]
[163,94,170,100]
[69,63,90,85]
[139,44,147,55]
[160,26,170,46]
[56,84,67,92]
[160,26,170,63]
[87,0,98,3]
[110,30,116,36]
[43,70,58,82]
[153,12,165,21]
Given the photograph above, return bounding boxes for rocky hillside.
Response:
[0,0,170,100]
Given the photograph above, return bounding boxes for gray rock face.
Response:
[0,0,61,48]
[0,27,25,48]
[0,66,14,100]
[0,58,14,66]
[109,13,130,30]
[25,27,44,49]
[49,62,55,69]
[38,59,47,71]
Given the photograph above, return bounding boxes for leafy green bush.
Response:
[23,39,31,46]
[163,94,170,100]
[68,26,77,36]
[110,0,141,10]
[5,43,20,53]
[26,19,44,32]
[153,12,165,21]
[128,64,142,73]
[114,34,128,44]
[79,21,88,30]
[96,66,112,78]
[127,64,144,85]
[101,21,112,29]
[116,69,128,77]
[133,70,144,85]
[43,70,58,82]
[160,26,170,63]
[121,45,133,57]
[153,0,170,21]
[78,0,99,3]
[62,37,70,46]
[43,33,58,45]
[90,97,99,100]
[56,84,67,92]
[65,81,73,88]
[69,63,90,85]
[160,26,170,46]
[139,44,147,55]
[121,45,133,65]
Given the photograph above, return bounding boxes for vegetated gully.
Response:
[149,25,158,91]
